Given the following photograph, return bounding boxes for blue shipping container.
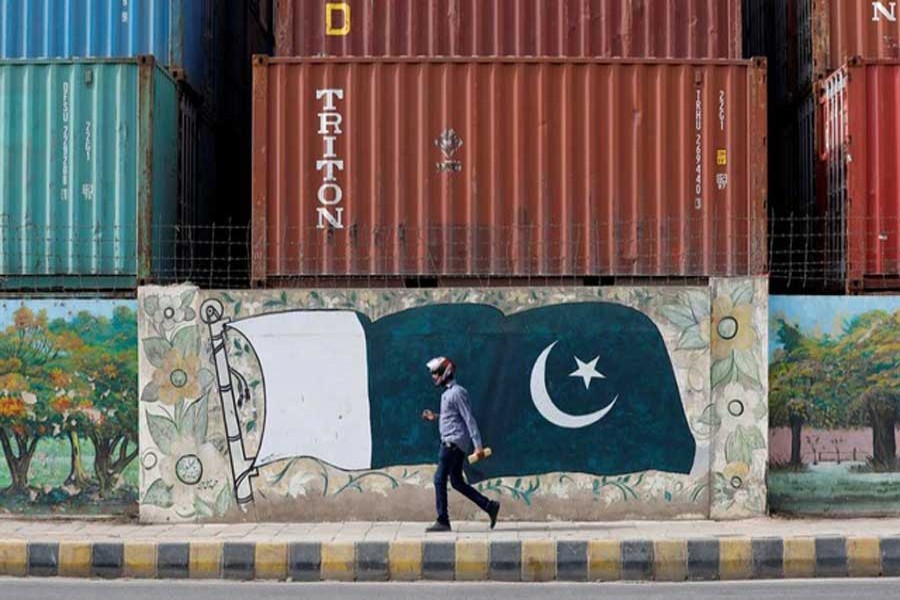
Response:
[0,0,216,104]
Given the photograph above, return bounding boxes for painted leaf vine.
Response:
[592,473,645,501]
[711,350,762,390]
[146,412,178,454]
[659,291,709,351]
[477,477,541,506]
[725,425,766,464]
[730,283,754,306]
[143,478,174,508]
[692,403,722,439]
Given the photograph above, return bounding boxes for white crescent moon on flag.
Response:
[529,341,618,429]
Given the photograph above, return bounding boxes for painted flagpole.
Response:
[201,299,257,507]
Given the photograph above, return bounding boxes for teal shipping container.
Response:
[0,56,192,290]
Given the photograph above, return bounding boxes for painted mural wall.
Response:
[769,296,900,516]
[0,300,138,515]
[138,280,767,523]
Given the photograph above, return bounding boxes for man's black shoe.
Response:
[426,521,451,533]
[487,501,500,529]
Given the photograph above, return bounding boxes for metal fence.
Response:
[0,215,892,293]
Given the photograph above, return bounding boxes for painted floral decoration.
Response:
[149,349,203,406]
[710,283,762,390]
[146,293,197,333]
[712,295,756,359]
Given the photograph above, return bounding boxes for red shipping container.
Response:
[276,0,743,59]
[796,0,900,96]
[251,57,767,282]
[746,1,900,107]
[822,59,900,292]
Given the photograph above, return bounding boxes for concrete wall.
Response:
[138,280,768,523]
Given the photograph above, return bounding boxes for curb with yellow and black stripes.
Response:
[0,536,892,581]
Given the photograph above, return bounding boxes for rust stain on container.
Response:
[822,60,900,292]
[277,0,743,59]
[252,57,767,282]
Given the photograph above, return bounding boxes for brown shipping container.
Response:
[822,60,900,293]
[251,57,767,282]
[276,0,743,59]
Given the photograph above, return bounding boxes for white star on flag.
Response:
[569,355,606,389]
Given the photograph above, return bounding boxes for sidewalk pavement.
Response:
[0,517,898,582]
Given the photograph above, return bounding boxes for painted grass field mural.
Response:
[0,300,138,515]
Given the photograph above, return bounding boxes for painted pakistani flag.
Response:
[225,303,695,485]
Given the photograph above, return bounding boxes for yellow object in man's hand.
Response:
[468,447,492,464]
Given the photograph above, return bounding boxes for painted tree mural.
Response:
[839,310,900,469]
[59,307,139,497]
[770,309,900,469]
[769,319,815,466]
[0,308,60,493]
[0,304,137,509]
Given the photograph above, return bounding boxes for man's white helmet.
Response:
[426,356,455,386]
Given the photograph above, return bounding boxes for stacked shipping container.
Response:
[0,0,217,289]
[814,4,900,292]
[795,0,900,96]
[0,1,273,289]
[0,1,769,288]
[0,0,219,104]
[253,0,765,284]
[822,60,900,292]
[747,0,900,291]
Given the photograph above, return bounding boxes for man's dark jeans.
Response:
[434,443,492,525]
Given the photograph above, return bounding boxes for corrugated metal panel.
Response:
[0,56,187,289]
[794,0,900,94]
[823,60,900,292]
[251,57,768,282]
[825,1,900,72]
[0,0,218,103]
[277,0,743,59]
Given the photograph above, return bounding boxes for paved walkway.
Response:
[0,516,896,542]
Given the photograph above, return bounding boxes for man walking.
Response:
[421,356,500,532]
